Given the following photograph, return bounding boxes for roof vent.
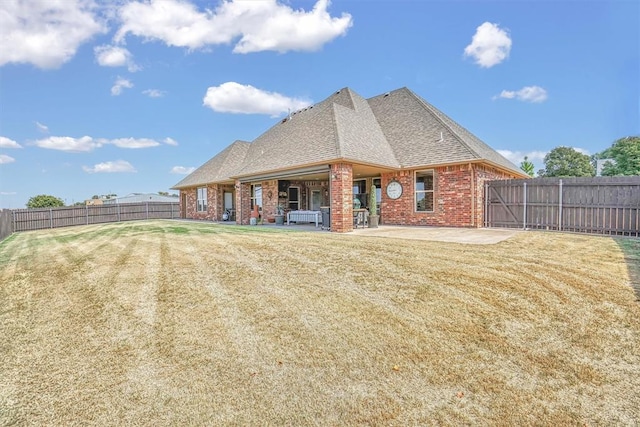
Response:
[336,90,341,94]
[383,92,390,97]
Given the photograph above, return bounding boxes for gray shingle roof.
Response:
[174,87,524,188]
[367,87,522,174]
[172,140,250,189]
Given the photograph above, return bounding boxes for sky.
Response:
[0,0,638,209]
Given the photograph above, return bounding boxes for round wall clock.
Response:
[386,180,403,199]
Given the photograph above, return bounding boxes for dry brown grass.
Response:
[1,220,639,426]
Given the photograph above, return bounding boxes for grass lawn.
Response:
[1,220,639,425]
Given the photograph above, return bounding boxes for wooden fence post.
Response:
[117,204,121,222]
[484,182,488,227]
[523,181,527,230]
[86,205,89,225]
[146,202,149,220]
[49,209,53,228]
[558,179,563,231]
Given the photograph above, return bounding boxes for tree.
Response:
[520,156,535,177]
[538,146,594,177]
[27,194,65,209]
[593,136,640,176]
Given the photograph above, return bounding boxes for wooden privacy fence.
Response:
[484,176,640,236]
[0,209,12,242]
[12,202,180,232]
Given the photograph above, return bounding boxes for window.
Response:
[373,178,381,204]
[415,170,434,212]
[353,179,367,208]
[197,187,207,212]
[288,186,299,210]
[251,184,262,209]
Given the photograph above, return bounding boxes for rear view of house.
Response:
[173,87,527,232]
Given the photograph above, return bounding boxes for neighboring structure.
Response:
[85,198,104,206]
[103,193,179,204]
[173,87,528,232]
[596,158,616,177]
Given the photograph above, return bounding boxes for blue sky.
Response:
[0,0,638,209]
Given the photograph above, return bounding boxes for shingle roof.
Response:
[172,140,250,189]
[234,88,399,177]
[367,87,522,174]
[174,86,524,188]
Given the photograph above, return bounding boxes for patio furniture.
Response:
[287,210,322,227]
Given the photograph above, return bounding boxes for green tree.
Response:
[520,156,535,177]
[593,136,640,176]
[27,194,65,209]
[539,146,594,177]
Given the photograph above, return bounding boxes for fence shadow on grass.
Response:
[615,237,640,301]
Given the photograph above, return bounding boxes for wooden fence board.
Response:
[485,176,640,236]
[11,202,179,232]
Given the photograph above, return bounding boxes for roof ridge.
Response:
[331,103,343,158]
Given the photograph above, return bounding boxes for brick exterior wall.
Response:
[180,184,238,221]
[180,162,519,230]
[180,184,219,221]
[236,182,251,225]
[330,163,354,233]
[380,165,473,227]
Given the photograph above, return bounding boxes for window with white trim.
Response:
[251,184,262,209]
[415,170,434,212]
[197,187,207,212]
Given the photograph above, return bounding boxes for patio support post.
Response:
[330,163,353,233]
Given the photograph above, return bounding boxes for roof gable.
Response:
[174,86,525,188]
[172,140,250,189]
[367,88,522,174]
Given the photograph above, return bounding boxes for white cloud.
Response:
[83,160,137,173]
[114,0,352,53]
[34,136,101,152]
[464,22,511,68]
[163,137,178,146]
[111,77,133,96]
[143,89,165,98]
[0,154,16,164]
[0,191,17,195]
[94,45,139,72]
[497,150,547,165]
[33,136,167,152]
[0,136,22,149]
[109,138,160,149]
[0,0,105,69]
[35,121,49,133]
[203,82,311,117]
[171,166,196,174]
[494,86,548,103]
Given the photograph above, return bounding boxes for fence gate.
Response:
[484,176,640,237]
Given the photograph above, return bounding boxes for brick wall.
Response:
[381,165,475,227]
[181,184,219,221]
[380,164,520,228]
[330,163,353,232]
[237,182,251,225]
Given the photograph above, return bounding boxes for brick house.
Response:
[172,87,527,232]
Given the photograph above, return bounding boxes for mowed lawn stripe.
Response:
[1,220,639,426]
